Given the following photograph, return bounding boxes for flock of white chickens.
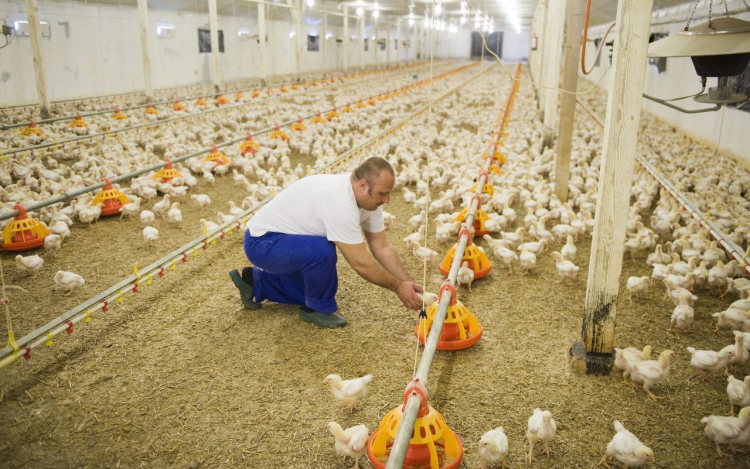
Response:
[3,59,750,468]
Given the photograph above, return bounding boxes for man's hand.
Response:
[396,281,424,311]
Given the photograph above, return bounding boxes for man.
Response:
[229,157,424,328]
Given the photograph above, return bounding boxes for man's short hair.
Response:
[352,157,395,189]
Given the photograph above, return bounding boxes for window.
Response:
[308,34,319,51]
[198,28,224,53]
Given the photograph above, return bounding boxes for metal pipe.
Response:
[0,62,487,370]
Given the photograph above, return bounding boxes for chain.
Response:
[708,0,714,29]
[723,0,729,16]
[684,0,700,31]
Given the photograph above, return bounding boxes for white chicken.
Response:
[403,226,426,246]
[614,345,652,385]
[191,193,212,209]
[701,406,750,457]
[411,241,438,263]
[15,254,43,277]
[519,247,536,273]
[54,270,85,295]
[327,422,369,469]
[727,375,750,416]
[167,202,182,224]
[598,420,654,468]
[687,346,733,380]
[478,426,509,469]
[630,349,674,400]
[457,261,475,291]
[525,408,556,463]
[626,276,651,302]
[143,226,159,247]
[561,235,577,260]
[44,234,62,258]
[140,210,155,225]
[152,195,171,217]
[551,251,579,282]
[669,292,695,333]
[118,200,141,220]
[323,374,373,410]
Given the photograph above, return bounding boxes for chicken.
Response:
[457,261,475,291]
[411,241,438,263]
[561,235,577,260]
[44,234,62,258]
[118,200,141,220]
[669,292,694,333]
[629,349,674,400]
[403,225,426,246]
[727,375,750,416]
[417,291,439,307]
[519,247,536,273]
[720,333,749,370]
[478,426,508,469]
[614,345,652,385]
[167,202,182,223]
[701,406,750,457]
[626,276,651,302]
[687,346,733,381]
[152,194,171,217]
[327,422,369,469]
[492,245,518,274]
[323,374,373,410]
[525,408,556,463]
[551,251,579,281]
[598,420,654,469]
[191,193,212,209]
[54,270,85,295]
[143,226,159,247]
[49,220,71,239]
[140,210,155,225]
[15,254,43,277]
[382,210,396,229]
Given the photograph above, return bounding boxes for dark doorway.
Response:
[470,31,502,58]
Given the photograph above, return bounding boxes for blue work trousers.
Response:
[244,229,338,313]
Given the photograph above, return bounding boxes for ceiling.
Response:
[62,0,702,31]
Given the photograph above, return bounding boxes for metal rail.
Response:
[0,62,488,370]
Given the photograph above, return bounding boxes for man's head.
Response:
[351,157,395,211]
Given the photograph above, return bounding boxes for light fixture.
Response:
[157,25,175,38]
[435,2,442,16]
[356,6,364,16]
[408,18,414,26]
[326,32,333,39]
[647,17,750,111]
[460,16,466,25]
[373,10,380,19]
[238,29,252,40]
[306,0,314,7]
[290,30,296,38]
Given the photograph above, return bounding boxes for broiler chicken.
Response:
[727,375,750,416]
[519,247,536,273]
[630,349,674,400]
[551,251,579,281]
[478,426,508,469]
[143,226,159,247]
[411,241,437,263]
[323,374,373,410]
[626,276,651,302]
[15,254,43,277]
[598,420,654,469]
[54,270,85,295]
[457,261,475,291]
[525,408,556,463]
[614,345,652,385]
[44,234,62,258]
[687,346,733,380]
[701,406,750,457]
[327,422,369,469]
[669,292,694,333]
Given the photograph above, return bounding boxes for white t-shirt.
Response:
[247,172,385,244]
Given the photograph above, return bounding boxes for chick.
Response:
[614,345,652,385]
[687,346,734,381]
[551,251,579,282]
[323,374,373,410]
[417,291,439,307]
[727,375,750,416]
[54,270,85,295]
[15,254,43,277]
[478,426,508,469]
[669,292,694,333]
[411,241,438,263]
[630,349,674,400]
[143,226,159,247]
[561,235,577,260]
[327,422,369,469]
[525,408,556,463]
[140,210,155,225]
[519,247,536,273]
[44,234,62,258]
[598,420,654,469]
[167,202,182,224]
[626,276,651,302]
[457,261,475,291]
[701,406,750,457]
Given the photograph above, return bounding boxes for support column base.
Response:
[568,342,614,376]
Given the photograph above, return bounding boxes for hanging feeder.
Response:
[215,94,229,106]
[145,103,158,115]
[342,103,355,113]
[173,99,186,112]
[270,124,290,142]
[234,91,245,102]
[291,116,307,132]
[266,87,275,95]
[252,88,260,98]
[311,79,319,87]
[454,194,493,237]
[439,226,492,278]
[291,83,300,91]
[112,107,128,120]
[239,132,259,155]
[414,279,483,351]
[280,85,289,93]
[195,96,207,107]
[203,143,230,167]
[152,158,183,183]
[367,96,377,106]
[356,100,367,109]
[326,107,340,121]
[68,113,88,128]
[367,378,463,469]
[92,177,130,216]
[20,120,43,137]
[311,112,326,125]
[0,204,49,251]
[468,170,495,198]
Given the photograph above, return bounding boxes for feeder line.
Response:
[0,64,491,371]
[0,62,479,223]
[576,97,750,275]
[3,61,462,156]
[386,63,522,469]
[1,59,446,131]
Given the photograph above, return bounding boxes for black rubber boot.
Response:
[298,306,347,328]
[229,269,261,310]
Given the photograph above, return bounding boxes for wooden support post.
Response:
[386,17,391,65]
[24,0,50,119]
[288,0,302,80]
[374,18,379,67]
[136,0,153,102]
[574,0,655,375]
[322,6,328,72]
[554,0,585,203]
[542,0,566,149]
[359,17,364,70]
[343,6,349,71]
[208,0,221,92]
[258,1,268,85]
[396,18,401,65]
[536,0,549,111]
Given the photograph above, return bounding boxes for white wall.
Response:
[434,29,471,59]
[502,28,530,62]
[578,0,750,163]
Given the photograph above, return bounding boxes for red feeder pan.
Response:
[414,279,483,351]
[93,178,131,216]
[0,204,49,251]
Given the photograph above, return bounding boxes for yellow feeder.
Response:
[234,91,245,102]
[280,85,288,93]
[325,107,339,121]
[468,170,495,198]
[439,226,492,279]
[214,94,229,106]
[415,279,483,350]
[145,103,158,115]
[20,120,43,137]
[310,112,326,125]
[195,96,207,107]
[367,379,464,469]
[311,80,319,86]
[291,83,300,91]
[341,103,355,113]
[252,88,260,98]
[266,87,274,95]
[68,113,88,128]
[152,158,183,183]
[203,143,230,167]
[291,116,307,132]
[321,78,329,85]
[173,99,186,112]
[367,97,377,106]
[239,132,259,155]
[454,195,493,237]
[270,124,290,142]
[356,100,367,109]
[112,107,128,120]
[92,177,130,216]
[0,204,49,251]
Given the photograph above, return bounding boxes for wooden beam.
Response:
[208,0,221,91]
[343,6,349,71]
[396,18,401,65]
[136,0,153,102]
[535,0,548,111]
[554,0,585,202]
[258,1,268,84]
[542,0,566,147]
[386,16,391,65]
[24,0,50,119]
[322,5,328,72]
[581,0,654,359]
[359,17,364,70]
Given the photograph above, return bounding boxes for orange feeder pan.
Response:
[152,158,183,183]
[0,204,49,251]
[21,120,43,136]
[414,280,483,351]
[215,94,229,106]
[240,133,259,155]
[145,103,158,115]
[280,85,288,93]
[93,178,130,217]
[173,99,186,112]
[291,84,300,91]
[325,108,339,121]
[68,113,88,128]
[270,124,290,142]
[455,194,492,237]
[234,91,245,102]
[438,226,492,278]
[468,171,495,198]
[342,103,354,113]
[112,107,128,120]
[367,379,463,469]
[195,97,207,107]
[203,143,230,167]
[291,116,307,132]
[311,112,326,125]
[356,100,367,109]
[252,89,260,98]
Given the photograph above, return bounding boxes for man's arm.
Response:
[335,241,423,310]
[363,230,413,282]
